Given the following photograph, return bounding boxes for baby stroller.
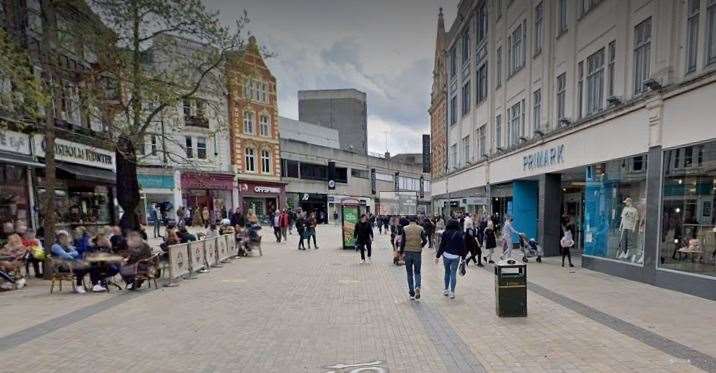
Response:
[518,233,543,263]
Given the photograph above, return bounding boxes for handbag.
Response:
[459,259,467,276]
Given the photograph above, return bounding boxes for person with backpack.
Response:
[435,219,466,299]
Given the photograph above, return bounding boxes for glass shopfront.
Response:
[0,163,31,226]
[36,181,113,228]
[583,154,648,264]
[659,141,716,277]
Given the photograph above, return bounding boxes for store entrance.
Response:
[559,168,586,255]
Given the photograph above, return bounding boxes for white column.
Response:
[173,169,183,209]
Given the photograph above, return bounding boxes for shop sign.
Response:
[523,144,565,172]
[465,197,488,205]
[33,135,115,170]
[240,183,281,194]
[138,174,174,190]
[0,130,31,155]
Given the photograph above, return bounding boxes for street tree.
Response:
[91,0,248,231]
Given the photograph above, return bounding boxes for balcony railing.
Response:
[184,115,209,128]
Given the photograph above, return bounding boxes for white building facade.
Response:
[137,35,236,224]
[432,0,716,299]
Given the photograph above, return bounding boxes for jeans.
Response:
[153,221,161,238]
[297,229,306,249]
[442,256,459,292]
[307,228,317,248]
[404,252,422,295]
[281,227,288,241]
[273,227,281,242]
[357,241,372,260]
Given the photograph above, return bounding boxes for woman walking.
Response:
[560,216,575,267]
[353,214,374,263]
[435,219,466,299]
[483,220,497,264]
[464,227,483,267]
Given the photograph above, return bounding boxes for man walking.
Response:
[400,216,427,300]
[307,212,319,249]
[150,203,161,238]
[353,214,373,263]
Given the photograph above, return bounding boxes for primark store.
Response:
[432,82,716,300]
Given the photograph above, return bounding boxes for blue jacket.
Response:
[73,235,91,257]
[436,220,467,258]
[51,243,80,261]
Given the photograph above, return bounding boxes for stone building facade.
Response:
[429,8,448,179]
[227,36,285,219]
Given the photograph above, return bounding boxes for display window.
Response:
[37,185,113,227]
[582,154,648,264]
[0,164,30,226]
[659,141,716,277]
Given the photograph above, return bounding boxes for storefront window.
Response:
[659,141,715,277]
[37,185,112,227]
[583,154,648,264]
[0,164,30,225]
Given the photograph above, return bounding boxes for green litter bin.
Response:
[494,259,527,317]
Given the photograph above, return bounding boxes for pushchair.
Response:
[518,233,543,263]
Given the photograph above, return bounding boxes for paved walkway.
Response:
[0,225,714,372]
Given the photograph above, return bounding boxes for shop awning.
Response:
[0,152,44,168]
[55,162,116,184]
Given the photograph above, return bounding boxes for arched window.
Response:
[243,111,253,134]
[261,149,271,174]
[259,114,270,137]
[245,147,255,172]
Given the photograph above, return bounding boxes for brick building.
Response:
[429,8,448,180]
[227,36,285,220]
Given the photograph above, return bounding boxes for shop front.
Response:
[138,171,178,225]
[238,181,286,222]
[0,130,40,227]
[32,134,117,230]
[181,171,235,220]
[287,192,328,221]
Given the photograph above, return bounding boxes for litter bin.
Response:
[494,259,527,317]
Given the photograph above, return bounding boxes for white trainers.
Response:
[360,259,365,264]
[16,278,26,289]
[367,258,372,263]
[92,284,107,292]
[443,289,449,296]
[449,291,455,299]
[75,286,86,294]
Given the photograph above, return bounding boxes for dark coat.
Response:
[353,221,373,244]
[484,228,497,249]
[436,220,467,258]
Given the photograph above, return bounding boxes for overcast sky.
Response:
[206,0,458,154]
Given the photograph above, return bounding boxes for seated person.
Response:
[205,224,219,239]
[109,226,127,253]
[219,220,235,235]
[159,228,180,254]
[85,234,120,292]
[177,228,197,243]
[72,226,91,258]
[50,231,91,294]
[22,229,45,278]
[0,233,28,290]
[120,231,153,290]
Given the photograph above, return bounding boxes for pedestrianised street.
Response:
[1,225,714,372]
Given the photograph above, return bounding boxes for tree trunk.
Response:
[116,135,141,233]
[39,0,58,250]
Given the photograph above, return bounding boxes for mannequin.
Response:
[618,197,639,259]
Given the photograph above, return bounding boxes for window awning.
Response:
[55,162,116,184]
[0,152,44,168]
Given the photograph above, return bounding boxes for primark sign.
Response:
[523,144,565,172]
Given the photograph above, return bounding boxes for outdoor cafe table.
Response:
[84,253,125,290]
